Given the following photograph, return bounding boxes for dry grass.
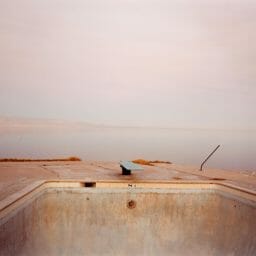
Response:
[132,159,172,166]
[0,156,81,162]
[150,160,172,164]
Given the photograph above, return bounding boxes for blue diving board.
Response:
[120,161,143,175]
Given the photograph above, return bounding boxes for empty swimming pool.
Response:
[0,182,255,256]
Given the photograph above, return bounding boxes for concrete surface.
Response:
[0,161,255,255]
[0,161,256,202]
[0,186,255,256]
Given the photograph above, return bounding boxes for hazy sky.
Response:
[0,0,255,128]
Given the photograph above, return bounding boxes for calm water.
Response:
[0,128,255,171]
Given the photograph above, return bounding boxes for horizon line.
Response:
[0,115,255,132]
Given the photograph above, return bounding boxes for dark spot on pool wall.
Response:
[127,200,136,209]
[84,182,96,187]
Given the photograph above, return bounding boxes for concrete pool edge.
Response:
[1,179,255,222]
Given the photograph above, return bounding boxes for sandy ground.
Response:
[0,161,255,202]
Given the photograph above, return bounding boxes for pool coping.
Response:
[1,179,255,221]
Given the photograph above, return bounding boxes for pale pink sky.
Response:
[0,0,255,128]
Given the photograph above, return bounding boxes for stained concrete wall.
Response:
[0,188,256,256]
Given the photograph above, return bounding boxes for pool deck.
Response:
[0,161,255,203]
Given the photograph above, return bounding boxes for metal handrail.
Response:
[199,145,220,171]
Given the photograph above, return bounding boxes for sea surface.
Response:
[0,128,255,172]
